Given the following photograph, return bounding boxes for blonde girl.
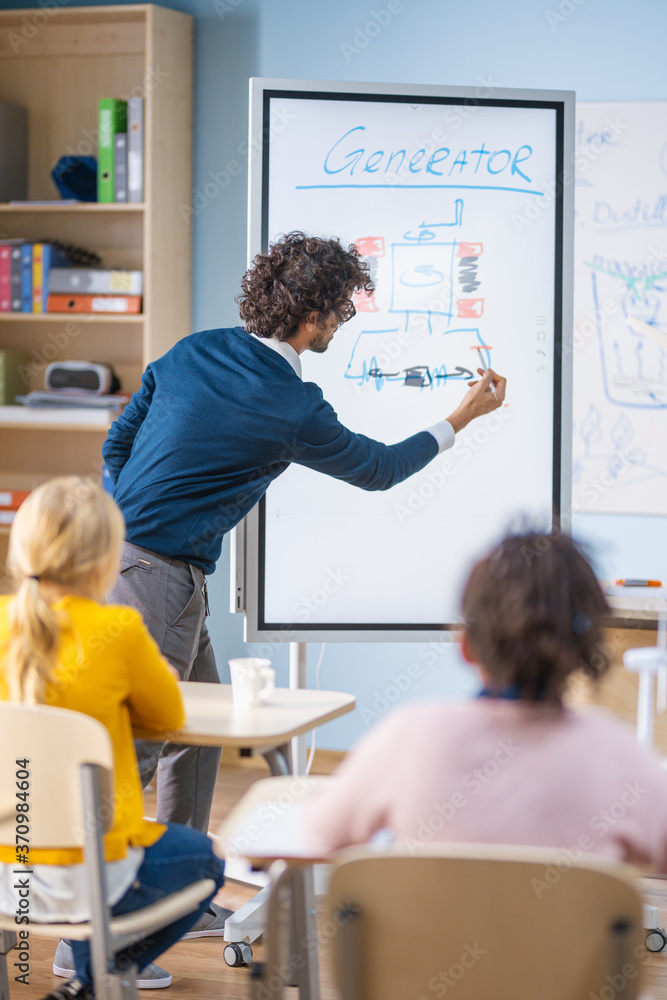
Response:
[0,477,224,1000]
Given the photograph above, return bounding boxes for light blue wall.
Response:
[8,0,666,748]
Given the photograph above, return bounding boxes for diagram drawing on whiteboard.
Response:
[345,203,494,392]
[573,101,667,516]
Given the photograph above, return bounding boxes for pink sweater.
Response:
[302,699,667,870]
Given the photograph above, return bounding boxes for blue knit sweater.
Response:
[102,327,439,574]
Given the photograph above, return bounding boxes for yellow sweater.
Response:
[0,595,185,865]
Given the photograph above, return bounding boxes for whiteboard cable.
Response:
[305,642,326,775]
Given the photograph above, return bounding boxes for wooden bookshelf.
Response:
[0,203,145,212]
[0,313,145,323]
[0,4,193,586]
[0,405,118,430]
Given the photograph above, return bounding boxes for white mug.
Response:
[229,657,275,709]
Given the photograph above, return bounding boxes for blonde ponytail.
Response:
[4,476,125,704]
[7,577,61,703]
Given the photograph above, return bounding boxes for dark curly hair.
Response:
[237,231,374,341]
[462,531,610,705]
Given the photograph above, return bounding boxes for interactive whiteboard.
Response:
[243,80,574,642]
[572,101,667,517]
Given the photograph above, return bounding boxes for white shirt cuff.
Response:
[426,419,455,454]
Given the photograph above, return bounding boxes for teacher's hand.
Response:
[446,368,506,434]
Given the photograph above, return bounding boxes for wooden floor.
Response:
[9,759,667,999]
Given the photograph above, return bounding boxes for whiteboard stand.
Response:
[290,642,308,774]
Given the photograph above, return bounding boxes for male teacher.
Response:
[102,230,505,924]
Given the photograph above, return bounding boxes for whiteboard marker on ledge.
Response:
[474,346,498,399]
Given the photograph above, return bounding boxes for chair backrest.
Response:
[0,702,114,849]
[328,843,644,1000]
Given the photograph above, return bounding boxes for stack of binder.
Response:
[98,97,144,203]
[0,241,72,313]
[46,268,143,314]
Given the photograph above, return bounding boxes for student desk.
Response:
[216,775,330,1000]
[134,682,355,776]
[135,683,354,970]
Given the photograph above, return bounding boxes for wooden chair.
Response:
[0,703,216,1000]
[259,842,644,1000]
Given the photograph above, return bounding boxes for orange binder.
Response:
[46,294,142,314]
[0,489,30,510]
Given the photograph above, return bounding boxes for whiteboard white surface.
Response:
[245,81,573,640]
[573,101,667,517]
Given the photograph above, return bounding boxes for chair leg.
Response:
[92,966,138,1000]
[287,867,321,1000]
[0,930,17,1000]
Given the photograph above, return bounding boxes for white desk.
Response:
[217,776,331,1000]
[135,682,355,775]
[137,684,353,972]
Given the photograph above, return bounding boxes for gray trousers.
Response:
[108,541,222,833]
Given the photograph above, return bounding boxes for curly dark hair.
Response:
[461,531,610,705]
[237,231,374,341]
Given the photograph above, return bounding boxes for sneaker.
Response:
[40,977,92,1000]
[182,901,234,940]
[53,940,172,989]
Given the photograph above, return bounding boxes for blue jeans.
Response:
[69,823,224,986]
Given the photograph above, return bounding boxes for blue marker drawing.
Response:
[390,241,458,330]
[296,183,546,194]
[579,403,603,457]
[344,327,487,392]
[591,269,667,410]
[574,406,667,489]
[343,209,490,389]
[402,201,464,240]
[399,264,445,287]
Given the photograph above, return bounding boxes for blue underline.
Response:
[295,183,545,195]
[593,223,667,232]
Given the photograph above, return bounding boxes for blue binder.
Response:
[20,244,32,313]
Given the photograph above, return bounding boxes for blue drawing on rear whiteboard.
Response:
[589,268,667,409]
[591,196,667,232]
[578,403,603,457]
[573,404,667,488]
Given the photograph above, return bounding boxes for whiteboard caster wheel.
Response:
[645,929,667,953]
[224,942,253,966]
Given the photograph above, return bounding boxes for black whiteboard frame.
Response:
[242,79,574,643]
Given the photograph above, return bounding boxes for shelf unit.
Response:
[0,312,145,323]
[0,405,119,431]
[0,4,193,588]
[0,203,145,212]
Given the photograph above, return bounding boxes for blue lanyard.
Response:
[477,682,547,702]
[477,684,523,700]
